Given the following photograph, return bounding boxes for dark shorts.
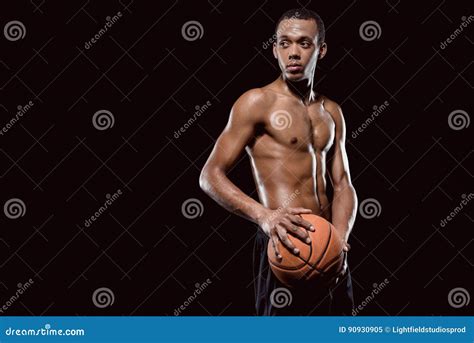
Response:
[253,229,354,315]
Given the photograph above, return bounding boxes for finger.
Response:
[288,214,315,232]
[288,207,312,215]
[339,253,348,276]
[343,242,351,252]
[270,233,282,260]
[276,225,299,255]
[282,218,311,244]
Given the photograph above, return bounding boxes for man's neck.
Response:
[278,76,315,105]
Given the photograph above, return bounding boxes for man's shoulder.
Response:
[320,95,342,115]
[235,87,275,108]
[230,88,275,123]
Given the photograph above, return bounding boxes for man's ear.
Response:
[318,42,327,60]
[273,42,277,59]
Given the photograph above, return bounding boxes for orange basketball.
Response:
[267,214,345,288]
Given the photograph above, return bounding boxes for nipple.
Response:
[290,137,298,144]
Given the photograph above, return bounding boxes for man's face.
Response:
[273,18,326,82]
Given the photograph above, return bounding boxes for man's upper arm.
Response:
[325,99,352,192]
[203,89,265,173]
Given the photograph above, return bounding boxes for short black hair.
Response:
[275,8,325,45]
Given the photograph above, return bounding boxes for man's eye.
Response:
[301,42,311,48]
[279,41,289,47]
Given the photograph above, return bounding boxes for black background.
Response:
[0,0,472,316]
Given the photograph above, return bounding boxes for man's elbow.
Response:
[199,166,219,194]
[199,168,210,193]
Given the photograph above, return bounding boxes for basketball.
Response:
[267,214,345,288]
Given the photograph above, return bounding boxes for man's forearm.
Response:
[200,168,268,224]
[331,183,358,242]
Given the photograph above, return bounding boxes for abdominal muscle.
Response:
[247,147,331,221]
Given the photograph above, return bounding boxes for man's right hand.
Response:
[257,207,315,260]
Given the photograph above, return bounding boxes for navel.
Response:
[290,137,298,144]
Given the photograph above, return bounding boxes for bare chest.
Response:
[261,101,335,153]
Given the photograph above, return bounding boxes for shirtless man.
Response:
[199,8,358,315]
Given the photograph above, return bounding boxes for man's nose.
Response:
[288,51,300,61]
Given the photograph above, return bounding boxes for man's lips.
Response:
[286,64,303,72]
